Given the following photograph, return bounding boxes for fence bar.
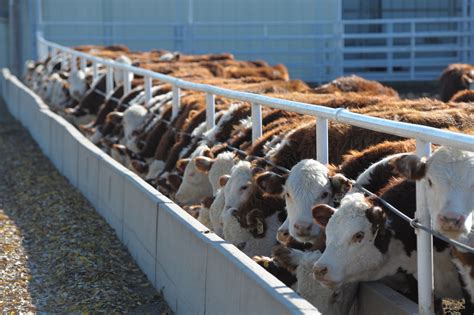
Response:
[106,66,114,96]
[206,93,216,130]
[70,53,77,72]
[123,70,131,94]
[144,76,152,106]
[80,57,87,71]
[92,62,98,82]
[251,103,262,144]
[316,117,329,164]
[172,85,181,119]
[415,139,434,315]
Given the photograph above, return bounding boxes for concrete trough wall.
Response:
[0,70,419,315]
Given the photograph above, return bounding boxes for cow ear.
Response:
[188,110,199,119]
[390,154,426,180]
[195,156,214,173]
[246,209,266,237]
[203,148,213,158]
[255,171,287,195]
[167,173,182,191]
[201,195,215,209]
[176,158,190,173]
[219,174,231,187]
[312,204,336,227]
[251,167,265,178]
[329,174,352,205]
[462,73,474,86]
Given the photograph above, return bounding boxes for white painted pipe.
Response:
[416,139,434,315]
[71,53,77,72]
[123,70,131,94]
[172,85,180,119]
[92,62,98,82]
[80,57,87,71]
[106,66,114,96]
[144,76,152,106]
[316,116,329,164]
[206,93,215,130]
[251,103,262,144]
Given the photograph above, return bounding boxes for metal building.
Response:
[2,0,474,82]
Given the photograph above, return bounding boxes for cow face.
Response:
[256,159,351,244]
[223,161,254,211]
[175,146,213,206]
[393,147,474,239]
[68,69,88,102]
[312,193,387,289]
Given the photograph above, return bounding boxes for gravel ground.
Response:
[0,98,171,313]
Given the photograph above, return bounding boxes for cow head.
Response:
[195,151,237,194]
[312,193,390,289]
[175,145,213,206]
[255,159,351,245]
[223,161,255,211]
[392,147,474,239]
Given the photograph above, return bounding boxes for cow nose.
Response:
[313,264,328,278]
[438,212,465,231]
[293,222,312,236]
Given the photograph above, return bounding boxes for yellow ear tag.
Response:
[263,260,270,268]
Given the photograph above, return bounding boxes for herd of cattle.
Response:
[22,45,474,314]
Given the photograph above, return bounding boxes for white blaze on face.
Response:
[122,104,147,141]
[68,69,88,102]
[313,193,385,288]
[175,145,213,206]
[423,147,474,238]
[223,161,253,211]
[208,152,236,194]
[285,160,330,243]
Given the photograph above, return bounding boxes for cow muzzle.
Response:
[437,212,468,236]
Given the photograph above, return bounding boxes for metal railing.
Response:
[40,16,474,82]
[37,34,474,315]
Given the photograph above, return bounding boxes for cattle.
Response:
[391,146,474,304]
[311,182,463,301]
[313,74,399,98]
[450,89,474,103]
[392,146,473,239]
[439,63,474,102]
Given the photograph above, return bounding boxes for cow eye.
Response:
[351,231,365,243]
[321,191,329,199]
[240,185,248,191]
[286,192,290,199]
[427,178,433,187]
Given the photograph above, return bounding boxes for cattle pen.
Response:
[0,29,472,313]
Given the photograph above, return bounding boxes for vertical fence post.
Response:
[92,61,98,82]
[206,93,215,130]
[316,117,329,164]
[123,69,131,94]
[60,51,68,70]
[71,53,77,72]
[416,139,434,315]
[251,103,262,144]
[144,76,152,106]
[172,85,181,119]
[106,66,114,96]
[80,57,87,71]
